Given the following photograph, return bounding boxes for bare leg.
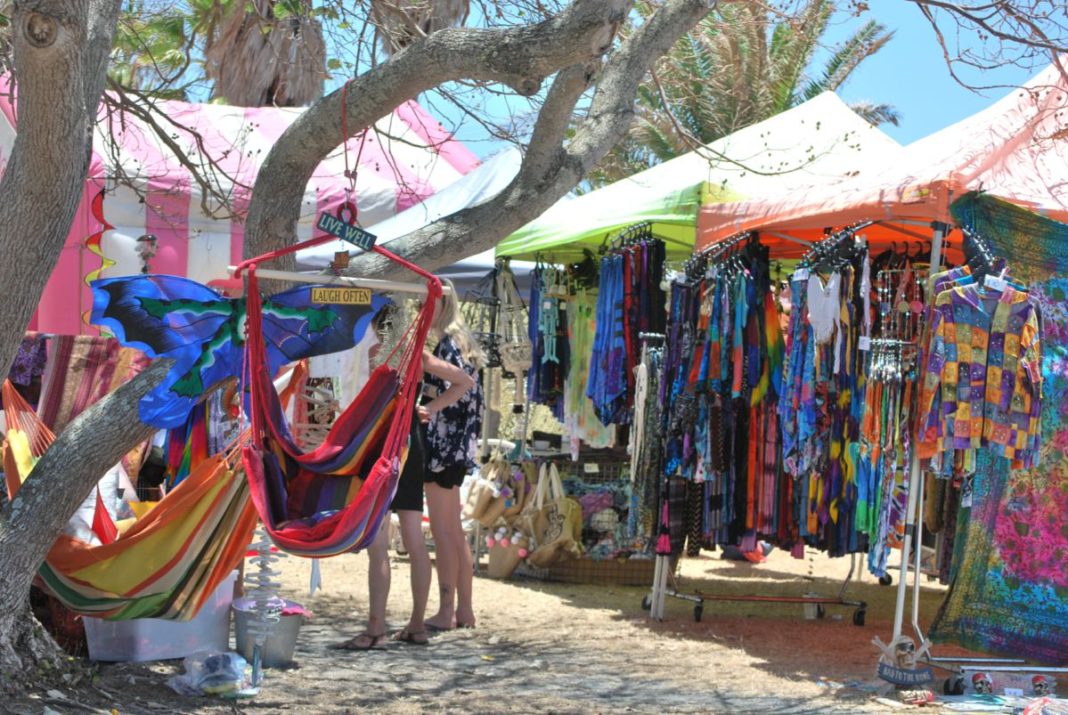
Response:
[448,487,476,628]
[425,482,458,629]
[397,509,430,633]
[365,518,391,637]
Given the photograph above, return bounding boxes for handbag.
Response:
[486,530,529,579]
[524,462,582,568]
[463,455,532,529]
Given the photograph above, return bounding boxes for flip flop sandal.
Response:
[424,623,452,633]
[331,633,388,651]
[393,629,429,646]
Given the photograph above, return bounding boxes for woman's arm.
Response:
[422,351,476,416]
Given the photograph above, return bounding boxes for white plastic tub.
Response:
[83,571,237,662]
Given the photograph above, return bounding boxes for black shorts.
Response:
[425,463,467,490]
[391,420,426,512]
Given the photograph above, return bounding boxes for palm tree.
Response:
[205,0,326,106]
[371,0,470,55]
[588,0,898,187]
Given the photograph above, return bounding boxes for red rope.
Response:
[341,80,370,204]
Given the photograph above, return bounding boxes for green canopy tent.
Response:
[496,91,900,263]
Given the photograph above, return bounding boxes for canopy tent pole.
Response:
[227,266,453,295]
[890,221,944,645]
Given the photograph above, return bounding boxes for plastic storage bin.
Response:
[83,571,237,662]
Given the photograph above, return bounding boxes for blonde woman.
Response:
[335,301,476,650]
[423,278,484,632]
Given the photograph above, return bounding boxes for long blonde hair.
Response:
[431,277,486,369]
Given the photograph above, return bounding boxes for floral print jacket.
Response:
[425,335,483,473]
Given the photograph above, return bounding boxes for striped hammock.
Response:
[2,380,257,621]
[239,244,441,558]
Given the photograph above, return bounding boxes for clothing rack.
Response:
[602,221,691,253]
[797,221,872,272]
[648,229,869,626]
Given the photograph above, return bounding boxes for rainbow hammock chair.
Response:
[239,243,442,558]
[1,380,259,620]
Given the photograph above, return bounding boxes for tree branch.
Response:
[333,0,711,281]
[1,360,170,583]
[244,0,637,263]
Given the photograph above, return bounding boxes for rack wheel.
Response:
[879,574,893,586]
[943,675,964,695]
[641,595,652,611]
[693,603,703,622]
[816,604,826,619]
[852,609,866,626]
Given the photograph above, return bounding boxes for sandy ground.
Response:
[7,541,978,714]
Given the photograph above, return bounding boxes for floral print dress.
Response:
[425,335,483,473]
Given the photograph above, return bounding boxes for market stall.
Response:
[663,61,1068,689]
[481,92,902,585]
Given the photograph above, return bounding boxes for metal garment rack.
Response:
[646,552,868,625]
[642,251,871,624]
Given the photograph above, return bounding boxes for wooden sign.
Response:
[316,212,377,251]
[311,287,372,305]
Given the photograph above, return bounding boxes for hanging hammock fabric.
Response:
[239,240,442,558]
[1,381,258,621]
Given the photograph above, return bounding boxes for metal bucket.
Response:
[232,598,304,667]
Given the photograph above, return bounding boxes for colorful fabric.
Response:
[37,335,150,433]
[564,289,616,456]
[929,195,1068,662]
[240,247,439,558]
[2,381,255,621]
[9,333,48,386]
[90,274,390,428]
[918,284,1042,468]
[425,335,483,474]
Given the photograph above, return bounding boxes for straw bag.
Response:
[486,531,529,579]
[524,463,582,569]
[463,457,531,529]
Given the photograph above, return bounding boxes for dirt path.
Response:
[17,548,956,713]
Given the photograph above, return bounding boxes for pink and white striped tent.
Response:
[0,76,480,334]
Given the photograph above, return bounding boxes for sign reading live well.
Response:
[317,212,377,251]
[311,287,372,305]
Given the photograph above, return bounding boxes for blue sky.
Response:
[431,2,1048,159]
[825,2,1041,145]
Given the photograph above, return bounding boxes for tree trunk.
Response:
[0,0,132,683]
[0,361,169,680]
[243,0,709,279]
[0,0,122,382]
[0,604,65,690]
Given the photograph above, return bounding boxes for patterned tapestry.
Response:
[928,194,1068,662]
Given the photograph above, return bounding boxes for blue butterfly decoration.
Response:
[90,275,390,428]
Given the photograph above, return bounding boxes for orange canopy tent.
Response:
[696,62,1068,258]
